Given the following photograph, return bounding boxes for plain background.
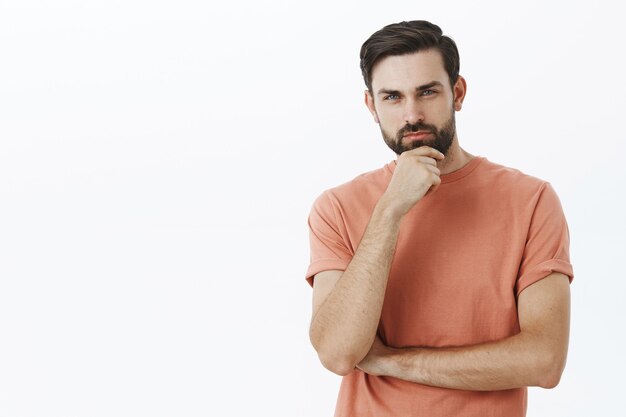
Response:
[0,0,624,416]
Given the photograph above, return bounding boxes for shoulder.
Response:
[312,162,392,210]
[477,157,552,198]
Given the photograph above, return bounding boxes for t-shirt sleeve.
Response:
[304,191,353,287]
[515,182,574,297]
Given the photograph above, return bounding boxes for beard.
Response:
[381,109,456,156]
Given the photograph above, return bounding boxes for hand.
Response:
[356,335,392,376]
[382,146,445,216]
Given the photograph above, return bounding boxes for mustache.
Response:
[397,123,437,138]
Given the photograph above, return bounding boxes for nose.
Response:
[402,98,425,125]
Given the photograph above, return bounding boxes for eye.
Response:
[384,94,400,101]
[421,89,436,96]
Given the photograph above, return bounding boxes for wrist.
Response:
[382,345,425,379]
[376,194,406,221]
[378,344,401,376]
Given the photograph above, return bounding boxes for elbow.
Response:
[536,351,567,389]
[538,372,561,389]
[312,341,362,376]
[309,330,362,376]
[318,352,358,376]
[538,367,563,389]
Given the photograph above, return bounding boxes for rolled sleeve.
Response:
[515,182,574,297]
[305,191,353,287]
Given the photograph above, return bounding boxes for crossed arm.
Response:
[356,272,571,390]
[309,194,571,390]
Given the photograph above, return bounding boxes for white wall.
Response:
[0,0,623,416]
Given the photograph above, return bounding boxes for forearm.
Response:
[310,195,403,373]
[376,331,560,390]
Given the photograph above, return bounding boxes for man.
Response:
[305,20,573,416]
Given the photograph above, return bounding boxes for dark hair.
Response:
[359,20,460,92]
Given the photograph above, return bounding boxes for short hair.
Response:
[359,20,460,92]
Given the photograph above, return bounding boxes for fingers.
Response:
[395,146,443,182]
[424,174,442,197]
[399,146,445,168]
[386,146,446,213]
[416,156,439,167]
[426,164,441,176]
[404,146,445,161]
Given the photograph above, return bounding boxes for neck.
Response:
[437,137,474,175]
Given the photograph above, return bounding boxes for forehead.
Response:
[370,49,449,92]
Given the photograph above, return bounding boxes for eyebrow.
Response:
[377,81,444,95]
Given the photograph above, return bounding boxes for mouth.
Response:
[403,131,432,140]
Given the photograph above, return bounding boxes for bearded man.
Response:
[305,20,574,417]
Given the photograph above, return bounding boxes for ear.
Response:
[364,90,380,123]
[452,75,467,111]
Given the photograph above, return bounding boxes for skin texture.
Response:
[364,48,473,174]
[309,147,444,375]
[356,272,571,390]
[309,48,571,389]
[310,49,470,374]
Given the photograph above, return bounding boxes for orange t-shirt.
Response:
[305,156,574,417]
